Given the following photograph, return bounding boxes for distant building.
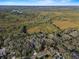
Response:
[11,9,23,14]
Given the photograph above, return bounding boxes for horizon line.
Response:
[0,5,79,6]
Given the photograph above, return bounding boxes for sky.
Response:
[0,0,79,6]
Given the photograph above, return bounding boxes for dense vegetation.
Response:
[0,6,79,59]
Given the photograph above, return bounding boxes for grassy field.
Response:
[0,6,79,33]
[53,20,79,29]
[0,10,79,33]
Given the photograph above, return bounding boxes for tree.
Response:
[22,25,27,33]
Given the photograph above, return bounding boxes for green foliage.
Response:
[0,6,79,59]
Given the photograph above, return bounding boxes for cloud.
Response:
[36,0,53,5]
[35,0,71,3]
[60,0,71,3]
[0,0,79,6]
[29,0,72,5]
